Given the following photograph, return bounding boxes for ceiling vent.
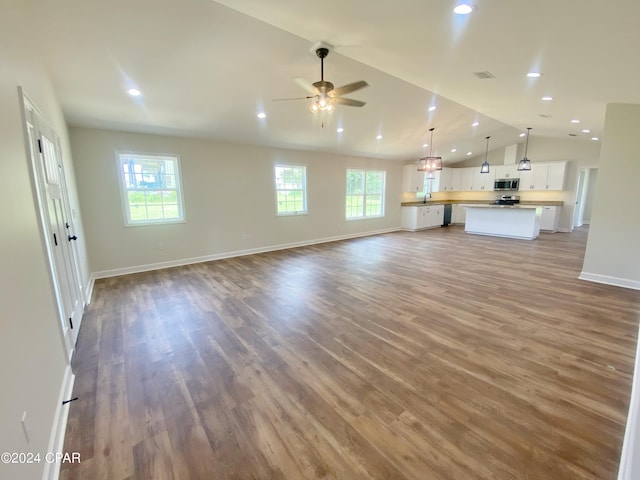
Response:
[473,71,496,79]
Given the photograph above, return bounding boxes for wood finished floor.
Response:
[61,226,640,480]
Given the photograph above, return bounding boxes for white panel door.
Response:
[24,103,84,357]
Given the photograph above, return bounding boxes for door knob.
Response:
[68,235,78,241]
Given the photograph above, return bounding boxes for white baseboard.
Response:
[92,228,401,279]
[579,271,640,290]
[85,275,95,305]
[42,365,75,480]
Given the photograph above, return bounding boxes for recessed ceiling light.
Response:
[541,96,554,101]
[257,112,266,119]
[472,121,480,127]
[422,143,428,148]
[582,129,590,133]
[376,135,383,140]
[450,148,457,153]
[519,132,526,137]
[453,1,475,14]
[466,151,473,156]
[127,88,141,96]
[591,137,599,141]
[571,119,581,124]
[337,127,344,133]
[428,106,437,112]
[527,72,542,78]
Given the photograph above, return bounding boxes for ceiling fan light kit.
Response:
[274,43,368,122]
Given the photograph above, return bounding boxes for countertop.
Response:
[401,199,564,207]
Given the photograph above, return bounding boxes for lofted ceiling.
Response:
[26,0,640,163]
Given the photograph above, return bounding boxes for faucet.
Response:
[424,192,431,203]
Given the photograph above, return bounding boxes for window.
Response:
[345,169,385,219]
[275,165,307,215]
[117,153,185,226]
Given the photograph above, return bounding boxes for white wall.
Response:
[582,168,598,224]
[582,104,640,288]
[450,137,601,230]
[69,127,404,275]
[0,6,89,480]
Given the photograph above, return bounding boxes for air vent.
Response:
[473,71,496,79]
[568,133,577,137]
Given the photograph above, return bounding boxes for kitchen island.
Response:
[464,205,542,240]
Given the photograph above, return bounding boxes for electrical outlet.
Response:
[21,411,30,443]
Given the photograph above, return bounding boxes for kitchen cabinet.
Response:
[451,204,467,224]
[493,165,519,179]
[519,162,567,191]
[450,168,462,191]
[460,167,474,191]
[402,164,425,192]
[435,168,454,192]
[540,206,560,232]
[401,205,443,231]
[545,164,566,190]
[472,168,494,191]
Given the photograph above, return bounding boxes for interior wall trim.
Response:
[617,322,640,480]
[42,365,75,480]
[91,228,401,280]
[578,272,640,291]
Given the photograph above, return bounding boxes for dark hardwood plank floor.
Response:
[60,226,640,480]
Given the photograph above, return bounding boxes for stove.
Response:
[494,194,520,205]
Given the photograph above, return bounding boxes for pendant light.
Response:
[517,127,533,171]
[417,128,443,172]
[480,136,491,173]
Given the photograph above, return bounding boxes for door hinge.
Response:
[37,139,42,153]
[69,317,73,329]
[53,233,58,246]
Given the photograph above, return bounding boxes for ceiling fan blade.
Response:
[329,80,369,97]
[333,97,366,107]
[293,77,317,94]
[272,96,312,102]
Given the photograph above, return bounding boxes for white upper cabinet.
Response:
[437,168,454,192]
[545,163,566,190]
[460,167,474,191]
[493,165,519,179]
[450,168,462,191]
[402,164,425,192]
[519,162,567,191]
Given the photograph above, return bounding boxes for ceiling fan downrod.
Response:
[316,47,329,81]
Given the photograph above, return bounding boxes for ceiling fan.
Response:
[274,46,369,113]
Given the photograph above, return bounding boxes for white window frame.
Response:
[345,169,386,220]
[274,164,308,216]
[116,152,186,226]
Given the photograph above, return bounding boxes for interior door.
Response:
[23,100,84,357]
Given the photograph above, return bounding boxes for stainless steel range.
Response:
[494,194,520,205]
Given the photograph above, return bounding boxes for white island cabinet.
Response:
[465,205,542,240]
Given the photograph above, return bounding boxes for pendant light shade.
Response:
[517,128,533,171]
[480,136,491,173]
[417,128,443,172]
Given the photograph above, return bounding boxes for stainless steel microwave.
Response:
[494,178,519,191]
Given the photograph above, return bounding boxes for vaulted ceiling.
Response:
[26,0,640,163]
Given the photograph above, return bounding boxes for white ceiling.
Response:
[28,0,640,163]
